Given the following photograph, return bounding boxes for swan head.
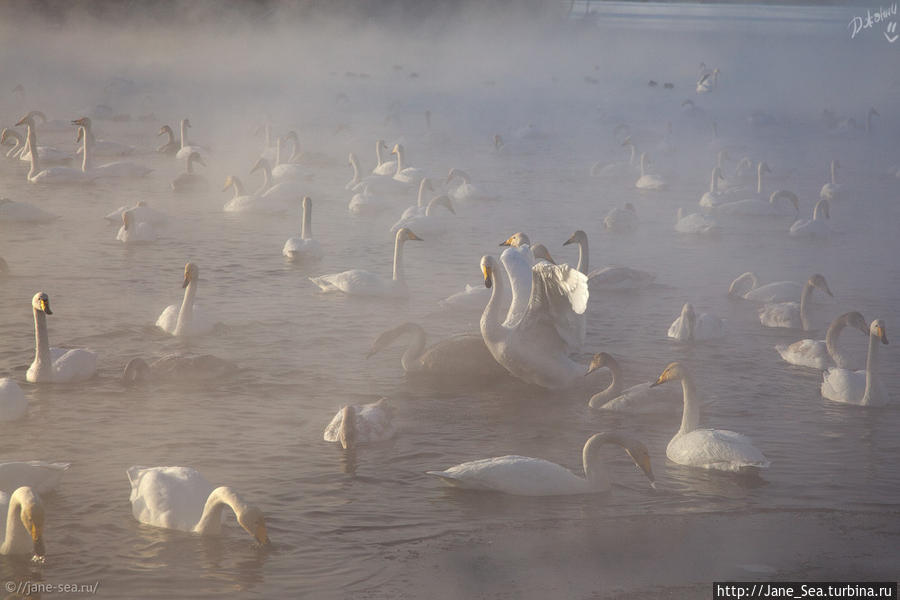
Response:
[843,312,869,337]
[158,125,172,136]
[499,232,530,248]
[14,114,35,127]
[250,158,269,174]
[182,262,199,288]
[769,190,799,212]
[480,255,497,288]
[650,361,687,387]
[563,230,587,247]
[807,274,833,298]
[584,433,654,486]
[531,244,554,264]
[585,352,614,376]
[871,319,888,345]
[32,292,52,315]
[13,487,45,557]
[390,143,403,155]
[182,118,191,129]
[236,505,269,547]
[222,175,239,192]
[396,228,423,244]
[72,116,90,129]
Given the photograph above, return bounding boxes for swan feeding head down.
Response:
[1,486,45,557]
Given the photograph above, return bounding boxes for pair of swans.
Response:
[822,320,890,406]
[127,466,269,545]
[776,311,869,370]
[652,362,770,472]
[309,228,422,298]
[323,399,396,449]
[427,433,654,496]
[367,322,505,378]
[156,262,217,337]
[0,487,45,557]
[603,203,639,232]
[562,230,655,290]
[15,114,95,184]
[171,151,207,192]
[0,197,58,223]
[789,198,831,238]
[0,126,72,165]
[635,153,667,190]
[73,117,152,177]
[758,274,832,330]
[586,353,676,413]
[116,208,157,244]
[27,292,97,383]
[283,197,323,262]
[0,378,27,422]
[668,303,726,342]
[718,160,767,197]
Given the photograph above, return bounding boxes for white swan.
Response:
[283,197,323,262]
[392,178,435,225]
[348,184,390,216]
[821,320,890,406]
[391,143,425,185]
[713,190,799,218]
[776,311,869,370]
[0,379,27,422]
[676,207,721,235]
[603,203,639,232]
[372,140,397,175]
[426,433,654,495]
[367,322,504,378]
[0,127,72,165]
[446,168,498,202]
[323,399,396,449]
[562,230,656,290]
[156,262,217,337]
[127,466,269,545]
[0,198,57,223]
[71,116,134,156]
[0,487,45,556]
[635,153,667,190]
[696,68,719,93]
[14,115,94,184]
[0,462,69,494]
[123,355,235,384]
[156,125,179,156]
[26,292,97,383]
[789,198,831,238]
[758,274,833,330]
[346,152,404,196]
[728,272,819,304]
[116,208,157,244]
[270,137,306,182]
[698,167,727,208]
[586,353,676,413]
[222,175,289,215]
[721,160,768,196]
[651,362,770,472]
[389,195,455,235]
[104,201,168,226]
[309,228,423,298]
[74,119,151,177]
[819,160,842,202]
[667,303,726,342]
[479,254,590,389]
[175,118,208,160]
[590,137,637,178]
[171,151,207,192]
[250,157,304,204]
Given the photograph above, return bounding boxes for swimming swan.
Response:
[389,195,455,235]
[104,201,168,226]
[590,137,637,178]
[116,208,157,244]
[562,230,656,290]
[309,228,423,298]
[250,157,304,203]
[171,151,207,192]
[603,203,640,232]
[651,362,769,472]
[73,119,151,178]
[175,118,208,160]
[446,168,498,202]
[127,466,269,545]
[586,353,676,412]
[698,166,727,208]
[0,462,70,494]
[70,115,134,156]
[426,433,654,495]
[0,487,45,556]
[667,303,726,341]
[820,160,842,201]
[391,143,425,185]
[789,198,830,238]
[156,125,179,156]
[776,311,869,370]
[821,319,890,406]
[372,140,397,175]
[676,207,721,235]
[283,197,323,262]
[391,178,434,223]
[26,292,97,383]
[0,379,27,422]
[156,262,217,337]
[714,190,798,217]
[323,399,396,449]
[728,272,829,304]
[223,174,289,215]
[0,127,72,165]
[758,274,833,330]
[635,153,667,190]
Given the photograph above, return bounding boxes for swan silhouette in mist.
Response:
[586,353,677,412]
[651,362,770,472]
[635,153,667,190]
[776,311,869,370]
[175,118,208,160]
[71,115,134,156]
[223,174,291,214]
[0,197,57,223]
[127,466,269,545]
[156,262,217,337]
[713,190,799,218]
[122,355,236,385]
[309,228,423,297]
[389,194,455,235]
[821,319,890,406]
[171,151,207,192]
[0,462,69,494]
[789,198,830,238]
[283,196,323,261]
[27,292,97,383]
[15,113,94,184]
[758,274,832,330]
[675,207,721,235]
[603,203,640,232]
[445,168,498,202]
[667,303,726,342]
[323,399,396,449]
[698,166,727,208]
[250,157,304,203]
[372,139,397,175]
[728,272,830,304]
[0,126,72,165]
[104,201,168,226]
[116,208,157,243]
[820,160,842,201]
[0,487,46,557]
[719,160,768,197]
[562,230,656,290]
[74,119,151,177]
[591,137,638,178]
[156,124,179,155]
[391,143,425,185]
[426,433,654,495]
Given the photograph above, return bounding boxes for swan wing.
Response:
[588,267,655,290]
[156,304,179,334]
[283,238,323,261]
[427,455,586,496]
[597,382,679,413]
[0,461,70,494]
[324,400,395,444]
[667,315,690,341]
[126,466,215,531]
[438,284,490,311]
[821,368,866,404]
[309,270,397,297]
[758,302,800,328]
[668,429,769,471]
[519,263,588,353]
[776,339,828,369]
[419,335,504,377]
[743,281,801,303]
[51,348,97,383]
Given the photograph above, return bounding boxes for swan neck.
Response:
[582,442,610,490]
[757,165,764,195]
[576,238,588,274]
[862,328,881,404]
[416,179,428,208]
[1,494,26,554]
[301,202,311,240]
[590,358,622,405]
[349,155,360,184]
[628,143,636,165]
[830,161,837,185]
[395,147,406,173]
[174,279,197,336]
[33,308,51,381]
[231,177,246,198]
[193,487,248,535]
[180,120,188,148]
[80,127,92,172]
[710,169,719,193]
[799,281,814,331]
[480,264,507,348]
[640,154,647,176]
[677,374,700,435]
[25,124,39,178]
[375,141,384,166]
[399,323,427,372]
[392,235,405,282]
[825,315,850,368]
[275,137,282,166]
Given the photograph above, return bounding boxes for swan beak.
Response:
[629,451,654,484]
[365,348,376,359]
[877,325,888,344]
[563,234,576,246]
[406,231,423,242]
[14,116,27,126]
[40,298,52,315]
[255,522,270,546]
[823,284,834,298]
[482,265,492,288]
[182,273,190,289]
[499,235,516,247]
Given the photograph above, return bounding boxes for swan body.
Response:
[0,462,70,494]
[26,292,97,383]
[323,399,396,449]
[0,198,57,223]
[0,128,72,164]
[562,230,655,290]
[0,487,46,557]
[309,228,422,297]
[727,272,819,304]
[123,355,235,384]
[367,322,504,377]
[391,143,425,185]
[392,178,434,225]
[714,190,799,217]
[0,379,27,422]
[676,207,721,235]
[821,320,889,406]
[116,209,157,244]
[347,152,405,196]
[586,353,677,413]
[389,195,455,235]
[820,160,841,201]
[127,466,269,544]
[446,168,498,202]
[438,283,491,311]
[652,362,770,472]
[156,262,217,337]
[104,201,168,226]
[283,197,323,261]
[776,311,869,370]
[719,157,755,194]
[759,274,832,330]
[427,433,654,496]
[603,203,639,232]
[71,116,134,156]
[699,167,727,208]
[668,303,726,341]
[372,140,397,175]
[171,151,207,192]
[635,153,667,190]
[789,198,831,238]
